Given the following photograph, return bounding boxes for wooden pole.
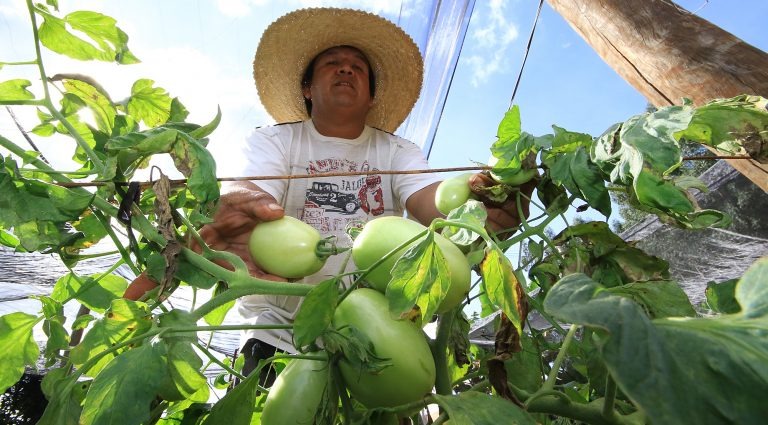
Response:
[546,0,768,191]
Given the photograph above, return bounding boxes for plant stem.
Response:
[26,1,105,171]
[526,395,634,425]
[193,341,245,381]
[543,324,578,391]
[0,60,38,65]
[602,374,618,419]
[184,248,313,320]
[432,308,457,397]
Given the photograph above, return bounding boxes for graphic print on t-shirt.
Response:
[302,158,385,233]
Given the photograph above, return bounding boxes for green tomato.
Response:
[435,172,474,215]
[351,216,470,313]
[490,168,538,186]
[333,288,435,408]
[260,352,330,424]
[248,216,325,279]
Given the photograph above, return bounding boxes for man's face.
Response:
[302,46,374,117]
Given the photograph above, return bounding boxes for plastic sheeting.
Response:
[396,0,476,156]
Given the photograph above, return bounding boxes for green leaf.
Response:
[203,286,235,326]
[736,257,768,318]
[544,270,768,424]
[189,106,222,139]
[61,77,116,133]
[480,248,524,336]
[80,344,164,425]
[36,8,139,63]
[0,79,35,101]
[31,123,56,136]
[37,370,89,425]
[172,131,220,207]
[676,95,768,158]
[433,391,537,424]
[105,128,220,208]
[633,170,694,215]
[607,280,696,319]
[168,97,190,122]
[442,199,488,247]
[386,231,451,322]
[294,278,339,350]
[0,156,93,250]
[201,365,262,425]
[70,299,153,376]
[504,334,544,393]
[158,341,209,403]
[705,278,741,314]
[569,147,611,217]
[0,228,20,248]
[0,312,40,393]
[549,125,593,155]
[126,79,172,127]
[496,105,522,145]
[50,273,128,313]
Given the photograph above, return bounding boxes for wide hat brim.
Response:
[253,8,423,133]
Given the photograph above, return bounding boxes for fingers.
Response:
[191,183,289,281]
[216,184,285,226]
[468,173,537,238]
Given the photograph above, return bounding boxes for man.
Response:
[126,8,532,384]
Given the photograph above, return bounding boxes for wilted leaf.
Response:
[480,248,526,337]
[386,231,450,322]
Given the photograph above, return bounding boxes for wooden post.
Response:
[547,0,768,191]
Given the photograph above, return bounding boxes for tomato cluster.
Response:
[250,192,479,417]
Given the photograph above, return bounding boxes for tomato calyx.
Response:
[316,236,349,260]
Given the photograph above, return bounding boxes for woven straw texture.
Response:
[253,8,423,133]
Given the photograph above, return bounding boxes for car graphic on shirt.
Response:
[305,182,361,213]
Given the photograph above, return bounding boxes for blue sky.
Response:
[1,0,767,223]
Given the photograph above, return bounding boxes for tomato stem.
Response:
[182,248,314,321]
[316,236,349,260]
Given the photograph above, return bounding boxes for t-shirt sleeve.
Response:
[239,126,290,202]
[390,137,442,210]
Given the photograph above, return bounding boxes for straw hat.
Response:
[253,8,423,133]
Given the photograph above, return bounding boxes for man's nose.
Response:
[336,62,354,74]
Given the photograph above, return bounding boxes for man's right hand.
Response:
[195,181,287,280]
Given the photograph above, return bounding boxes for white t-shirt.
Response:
[235,120,440,352]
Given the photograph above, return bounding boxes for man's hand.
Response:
[195,181,287,280]
[469,173,536,238]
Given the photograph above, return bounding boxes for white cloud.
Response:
[465,0,520,87]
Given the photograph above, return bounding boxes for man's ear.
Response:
[302,85,311,100]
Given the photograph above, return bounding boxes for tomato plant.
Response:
[248,215,330,278]
[1,3,766,425]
